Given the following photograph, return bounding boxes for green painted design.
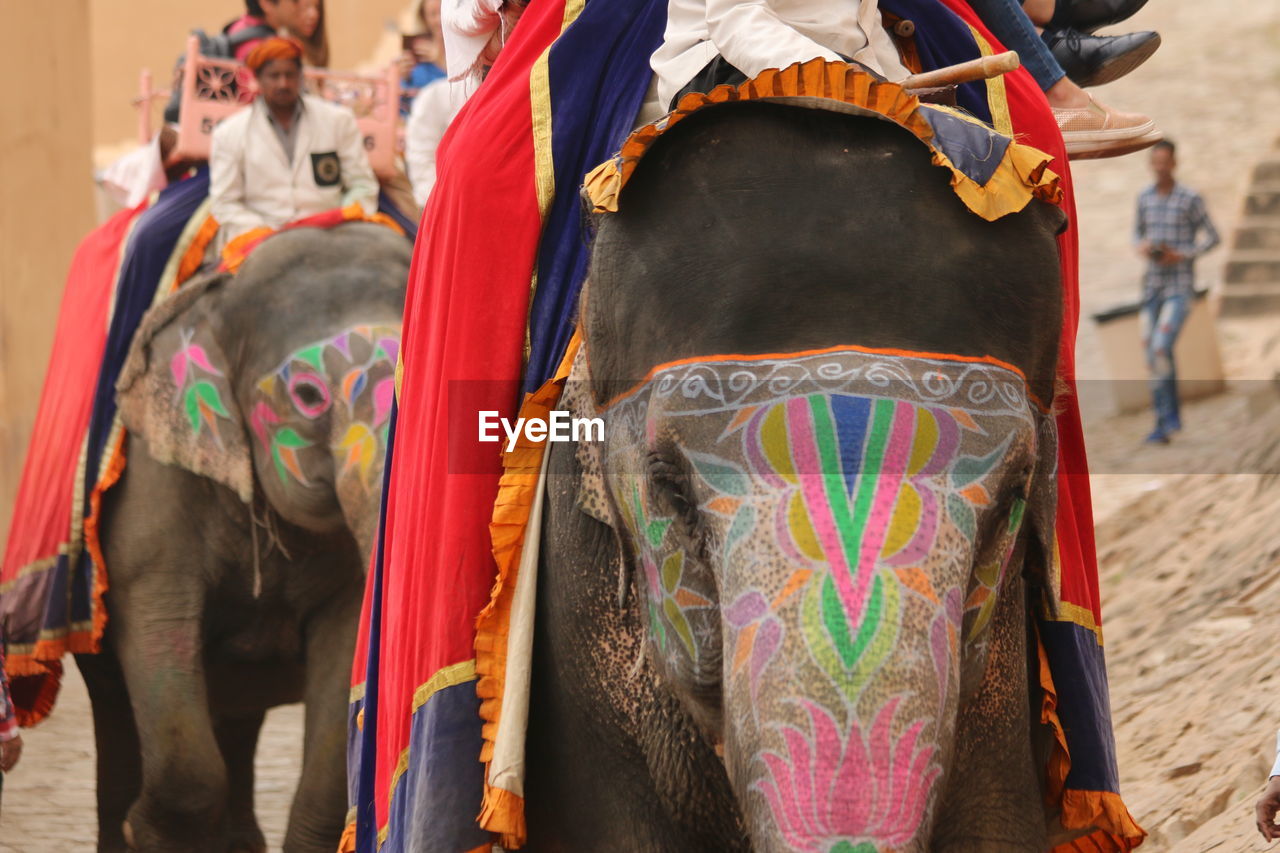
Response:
[294,344,326,371]
[183,380,230,434]
[803,569,900,699]
[947,493,976,541]
[689,451,749,496]
[274,427,310,449]
[830,842,877,853]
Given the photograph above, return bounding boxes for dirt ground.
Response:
[3,0,1280,850]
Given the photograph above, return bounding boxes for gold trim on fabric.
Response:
[377,659,478,848]
[349,682,366,704]
[529,54,556,222]
[0,555,59,594]
[967,25,1013,136]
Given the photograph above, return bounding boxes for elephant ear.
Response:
[565,345,616,529]
[1023,410,1061,616]
[117,272,255,503]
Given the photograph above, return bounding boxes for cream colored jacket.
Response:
[210,94,378,243]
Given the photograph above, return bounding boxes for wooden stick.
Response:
[902,51,1021,90]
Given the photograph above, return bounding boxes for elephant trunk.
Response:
[719,550,965,853]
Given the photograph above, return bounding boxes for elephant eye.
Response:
[648,452,701,533]
[288,373,332,418]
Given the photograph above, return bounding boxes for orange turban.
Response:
[245,36,304,73]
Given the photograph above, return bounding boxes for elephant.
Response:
[74,222,409,853]
[524,102,1076,851]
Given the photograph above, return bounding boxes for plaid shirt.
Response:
[1133,182,1220,299]
[0,648,16,743]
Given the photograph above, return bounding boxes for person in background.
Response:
[229,0,305,62]
[964,0,1159,158]
[1256,736,1280,841]
[1132,139,1220,444]
[293,0,330,67]
[210,38,379,245]
[0,647,21,779]
[400,0,447,115]
[405,42,469,207]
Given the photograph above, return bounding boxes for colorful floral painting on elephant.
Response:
[603,347,1044,850]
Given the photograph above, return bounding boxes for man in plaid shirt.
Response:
[1133,139,1220,443]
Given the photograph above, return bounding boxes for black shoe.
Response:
[1044,27,1161,88]
[1051,0,1150,34]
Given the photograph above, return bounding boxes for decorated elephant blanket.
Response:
[0,166,414,725]
[347,4,1144,853]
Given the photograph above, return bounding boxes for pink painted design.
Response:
[755,699,940,851]
[249,401,281,454]
[372,377,394,427]
[288,372,332,418]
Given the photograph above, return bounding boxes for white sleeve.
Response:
[405,82,455,209]
[442,0,504,80]
[209,119,268,241]
[335,108,379,215]
[1270,730,1280,779]
[703,0,842,80]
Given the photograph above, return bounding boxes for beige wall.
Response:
[0,2,97,543]
[91,0,415,149]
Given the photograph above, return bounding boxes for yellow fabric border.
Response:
[583,59,1061,223]
[967,25,1014,136]
[375,659,478,848]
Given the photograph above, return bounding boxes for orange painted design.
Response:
[706,496,742,516]
[770,568,814,610]
[950,408,981,431]
[674,588,711,608]
[960,484,991,506]
[895,567,939,604]
[733,622,760,672]
[964,586,989,610]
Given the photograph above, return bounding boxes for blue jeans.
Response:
[964,0,1067,93]
[1141,291,1190,434]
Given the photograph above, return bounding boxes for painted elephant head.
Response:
[117,223,410,560]
[576,104,1068,850]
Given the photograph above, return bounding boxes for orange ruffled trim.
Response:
[219,204,404,274]
[1038,631,1146,850]
[473,329,582,849]
[583,58,1062,223]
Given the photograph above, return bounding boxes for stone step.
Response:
[1254,160,1280,184]
[1233,216,1280,251]
[1225,250,1280,284]
[1246,181,1280,217]
[1220,282,1280,316]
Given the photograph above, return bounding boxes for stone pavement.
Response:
[0,664,304,852]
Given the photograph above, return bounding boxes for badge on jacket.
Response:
[311,152,342,187]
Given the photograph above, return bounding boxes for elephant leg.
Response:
[284,586,360,853]
[215,712,267,853]
[113,578,227,853]
[76,649,142,853]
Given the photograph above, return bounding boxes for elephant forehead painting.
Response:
[598,346,1043,850]
[249,325,400,491]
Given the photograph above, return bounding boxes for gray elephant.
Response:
[524,104,1083,851]
[75,223,409,853]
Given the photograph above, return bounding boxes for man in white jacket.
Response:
[210,37,378,245]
